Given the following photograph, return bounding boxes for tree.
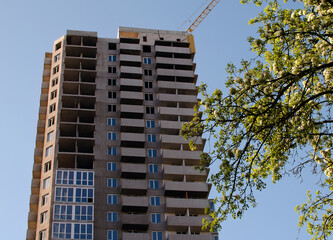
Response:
[181,0,333,239]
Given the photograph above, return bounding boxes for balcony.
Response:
[122,232,149,240]
[120,54,141,67]
[120,66,142,79]
[120,118,144,133]
[29,195,39,211]
[121,213,149,230]
[165,198,209,214]
[162,149,201,165]
[121,147,146,163]
[120,43,141,55]
[121,163,147,179]
[120,104,144,119]
[163,165,208,181]
[157,69,194,79]
[158,81,196,91]
[121,196,148,212]
[161,135,204,151]
[32,163,42,179]
[164,181,211,198]
[167,234,213,240]
[27,212,37,229]
[166,215,206,231]
[121,179,147,195]
[120,78,143,92]
[155,45,191,54]
[120,91,143,105]
[159,107,194,122]
[156,57,192,66]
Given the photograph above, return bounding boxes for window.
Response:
[150,196,160,206]
[213,236,219,240]
[107,118,116,126]
[151,213,161,223]
[107,132,117,140]
[56,170,74,185]
[107,230,118,240]
[73,223,93,240]
[44,161,52,173]
[52,223,71,239]
[49,103,56,113]
[55,187,74,202]
[108,78,116,86]
[74,205,93,221]
[53,65,59,75]
[107,162,117,171]
[152,231,162,240]
[43,177,50,189]
[50,90,57,100]
[108,55,116,62]
[143,36,147,42]
[39,229,46,240]
[146,120,155,128]
[146,107,155,114]
[143,57,152,64]
[149,180,159,189]
[75,188,94,203]
[143,45,151,52]
[108,91,117,99]
[47,131,54,142]
[147,134,157,142]
[107,194,117,205]
[148,148,157,158]
[108,43,117,50]
[51,77,58,87]
[107,147,117,156]
[108,104,116,112]
[40,211,47,224]
[54,54,60,62]
[41,194,49,206]
[149,164,158,173]
[144,69,152,76]
[76,171,94,186]
[55,42,61,51]
[145,81,153,88]
[107,178,117,188]
[45,145,53,157]
[54,205,73,220]
[48,117,55,127]
[107,212,118,222]
[145,93,153,101]
[108,66,116,73]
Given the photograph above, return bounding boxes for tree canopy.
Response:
[181,0,333,239]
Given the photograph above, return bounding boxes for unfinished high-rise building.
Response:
[26,27,218,240]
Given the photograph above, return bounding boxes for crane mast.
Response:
[185,0,221,34]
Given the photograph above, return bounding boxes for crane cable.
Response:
[177,0,210,31]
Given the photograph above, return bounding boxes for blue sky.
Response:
[0,0,314,239]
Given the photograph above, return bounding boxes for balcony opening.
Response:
[58,155,75,168]
[77,156,93,169]
[55,42,62,51]
[67,35,81,45]
[82,36,97,47]
[120,38,140,44]
[121,156,145,163]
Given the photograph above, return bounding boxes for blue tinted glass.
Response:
[76,172,82,185]
[69,171,74,184]
[112,118,116,126]
[56,171,62,184]
[156,197,160,205]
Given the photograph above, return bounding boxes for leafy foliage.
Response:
[181,0,333,238]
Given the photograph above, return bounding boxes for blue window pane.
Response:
[76,172,82,185]
[56,171,62,184]
[157,214,161,223]
[69,171,74,184]
[156,197,160,206]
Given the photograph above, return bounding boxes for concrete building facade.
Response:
[26,27,218,240]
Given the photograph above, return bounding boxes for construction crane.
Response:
[185,0,221,34]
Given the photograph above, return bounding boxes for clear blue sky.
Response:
[0,0,313,239]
